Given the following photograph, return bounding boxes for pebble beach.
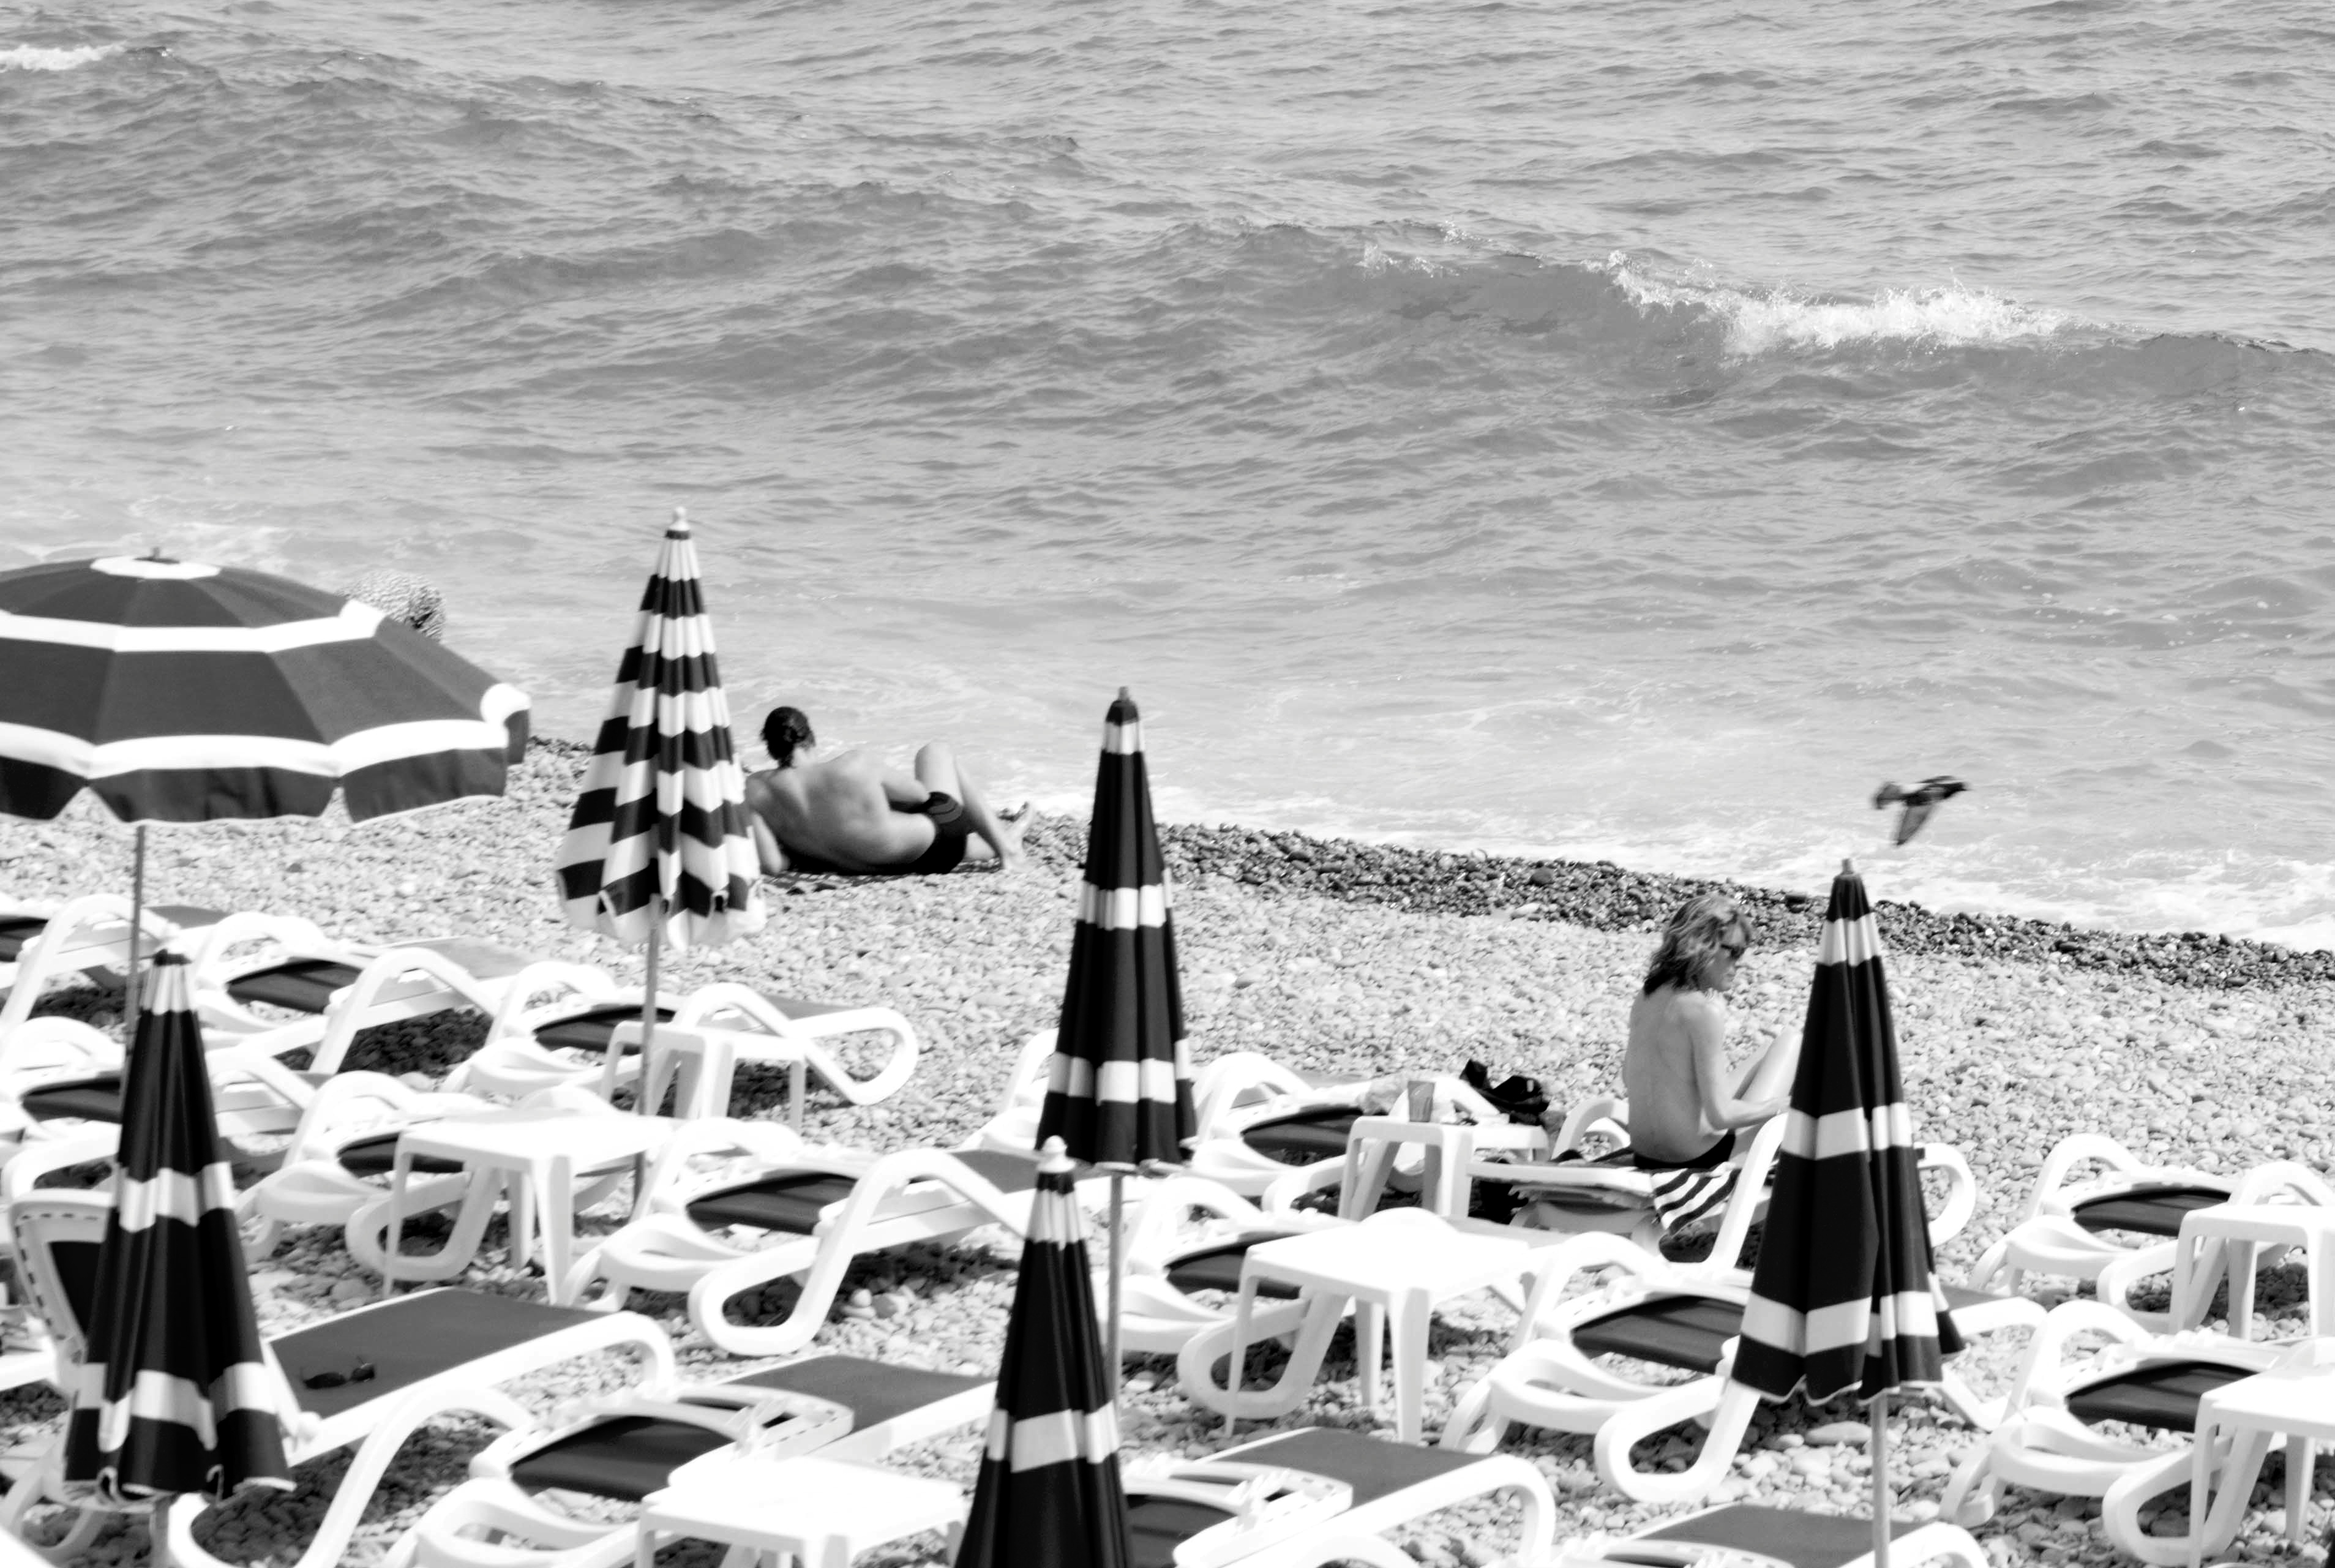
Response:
[2,738,2329,1567]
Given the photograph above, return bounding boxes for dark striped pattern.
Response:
[552,511,765,950]
[1733,867,1963,1403]
[62,950,290,1504]
[1034,689,1195,1169]
[0,555,527,823]
[956,1141,1131,1568]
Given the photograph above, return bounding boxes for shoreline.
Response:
[523,737,2331,992]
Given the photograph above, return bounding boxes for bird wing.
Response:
[1895,797,1940,845]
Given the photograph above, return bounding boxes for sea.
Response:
[4,1,2333,944]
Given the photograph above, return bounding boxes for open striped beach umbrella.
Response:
[0,552,530,1011]
[552,509,763,1098]
[62,948,290,1506]
[1034,688,1195,1372]
[0,553,527,825]
[1731,860,1961,1568]
[957,1138,1131,1568]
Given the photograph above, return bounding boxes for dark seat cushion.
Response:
[2072,1185,2227,1238]
[334,1131,467,1178]
[508,1355,989,1502]
[1223,1427,1484,1507]
[1573,1294,1745,1373]
[1240,1106,1359,1167]
[1629,1504,1927,1568]
[1165,1239,1303,1300]
[688,1171,860,1234]
[19,1076,126,1125]
[271,1288,603,1420]
[226,958,363,1015]
[0,916,47,962]
[532,1003,675,1054]
[2066,1359,2250,1433]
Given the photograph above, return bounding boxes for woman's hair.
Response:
[1643,892,1751,995]
[762,705,815,768]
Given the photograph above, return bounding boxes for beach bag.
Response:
[1460,1059,1550,1127]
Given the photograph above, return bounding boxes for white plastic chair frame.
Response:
[1114,1174,1344,1359]
[0,1190,677,1568]
[1938,1298,2299,1566]
[563,1119,1044,1358]
[1963,1134,2335,1298]
[236,1071,504,1256]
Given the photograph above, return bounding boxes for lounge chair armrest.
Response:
[1592,1379,1758,1505]
[1918,1142,1977,1247]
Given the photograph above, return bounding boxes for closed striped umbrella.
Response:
[1034,689,1193,1167]
[62,948,291,1506]
[552,509,764,1100]
[0,553,527,824]
[1034,689,1195,1377]
[956,1138,1131,1568]
[1731,860,1960,1568]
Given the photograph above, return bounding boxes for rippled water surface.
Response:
[4,1,2333,939]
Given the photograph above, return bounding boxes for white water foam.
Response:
[1610,253,2071,356]
[0,43,121,72]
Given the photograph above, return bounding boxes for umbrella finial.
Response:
[1117,686,1131,702]
[1842,857,1858,876]
[668,506,689,536]
[1038,1135,1074,1175]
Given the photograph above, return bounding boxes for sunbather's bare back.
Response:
[743,705,1027,877]
[1624,987,1732,1164]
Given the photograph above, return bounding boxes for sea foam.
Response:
[0,43,120,71]
[1611,254,2071,356]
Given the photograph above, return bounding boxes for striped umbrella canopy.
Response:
[0,553,528,824]
[552,508,764,952]
[62,948,291,1505]
[1033,689,1194,1168]
[956,1138,1131,1568]
[1734,861,1963,1404]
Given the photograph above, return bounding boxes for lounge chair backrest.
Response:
[8,1189,111,1373]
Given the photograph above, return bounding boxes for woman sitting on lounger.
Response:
[743,706,1027,877]
[1616,892,1799,1232]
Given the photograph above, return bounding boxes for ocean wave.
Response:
[1608,255,2072,356]
[0,42,120,72]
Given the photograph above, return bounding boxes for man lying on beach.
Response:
[1520,891,1797,1237]
[743,705,1027,877]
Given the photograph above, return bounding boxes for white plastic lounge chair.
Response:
[564,1118,1066,1357]
[448,977,919,1114]
[1965,1133,2335,1300]
[1438,1227,2044,1482]
[1251,1501,1990,1568]
[186,925,583,1073]
[1,1189,676,1568]
[237,1071,522,1256]
[1113,1173,1344,1358]
[396,1422,1556,1568]
[0,895,281,1031]
[1183,1052,1387,1200]
[1938,1297,2300,1566]
[382,1354,995,1568]
[1,1017,334,1158]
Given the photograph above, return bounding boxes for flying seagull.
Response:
[1873,776,1966,846]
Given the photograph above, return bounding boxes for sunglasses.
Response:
[1722,940,1748,960]
[300,1360,377,1390]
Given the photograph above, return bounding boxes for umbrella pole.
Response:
[127,823,148,1022]
[1106,1172,1126,1408]
[1871,1394,1891,1568]
[637,915,662,1117]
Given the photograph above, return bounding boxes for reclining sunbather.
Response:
[1524,892,1796,1237]
[742,705,1025,876]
